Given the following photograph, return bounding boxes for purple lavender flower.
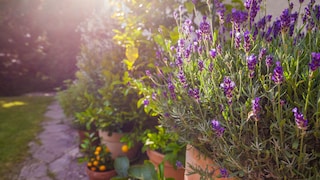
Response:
[252,97,261,120]
[292,107,308,130]
[220,77,236,105]
[235,32,241,49]
[209,62,214,72]
[309,52,320,71]
[168,82,176,99]
[273,19,281,38]
[210,49,217,58]
[175,161,183,168]
[176,57,183,67]
[244,30,251,52]
[143,99,149,106]
[145,70,151,77]
[178,70,187,88]
[199,16,211,35]
[217,44,222,54]
[152,93,156,100]
[280,9,291,32]
[244,0,260,22]
[193,88,200,101]
[259,48,267,61]
[211,119,225,137]
[198,60,204,71]
[272,61,284,84]
[188,88,194,97]
[247,55,257,78]
[266,55,273,68]
[183,19,193,35]
[220,168,229,178]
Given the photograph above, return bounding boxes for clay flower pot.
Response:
[185,144,234,180]
[147,149,185,180]
[86,167,116,180]
[99,130,141,161]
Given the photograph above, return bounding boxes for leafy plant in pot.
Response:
[142,125,185,180]
[56,78,100,148]
[142,0,320,179]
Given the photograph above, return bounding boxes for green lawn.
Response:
[0,95,54,179]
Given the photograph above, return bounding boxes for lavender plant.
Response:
[142,0,320,179]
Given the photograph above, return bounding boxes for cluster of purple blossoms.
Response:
[188,88,200,101]
[210,49,217,58]
[292,107,308,130]
[244,30,251,52]
[208,62,214,72]
[247,55,257,78]
[143,99,149,106]
[182,19,193,35]
[220,168,229,178]
[211,120,225,137]
[252,97,261,120]
[234,32,241,49]
[244,0,260,23]
[178,70,188,88]
[198,60,204,71]
[220,77,236,105]
[266,55,273,68]
[168,81,176,99]
[280,9,291,32]
[198,16,211,39]
[175,160,183,168]
[258,48,267,61]
[309,52,320,71]
[230,9,248,31]
[272,61,284,84]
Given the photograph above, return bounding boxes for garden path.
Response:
[18,100,87,180]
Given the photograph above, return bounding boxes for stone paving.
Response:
[18,100,88,180]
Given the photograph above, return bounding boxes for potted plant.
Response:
[141,0,320,179]
[56,78,100,148]
[142,125,185,180]
[84,144,117,180]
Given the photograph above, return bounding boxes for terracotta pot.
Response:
[86,168,117,180]
[147,149,185,180]
[99,130,141,161]
[185,144,234,180]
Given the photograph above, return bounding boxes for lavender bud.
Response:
[220,77,236,105]
[272,61,284,84]
[266,55,273,67]
[247,55,257,78]
[198,60,204,71]
[211,119,225,137]
[292,107,308,130]
[252,97,261,119]
[309,52,320,71]
[210,49,217,58]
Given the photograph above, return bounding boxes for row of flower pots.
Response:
[83,129,233,180]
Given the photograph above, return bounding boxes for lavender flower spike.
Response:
[211,119,225,137]
[220,77,236,105]
[292,107,308,130]
[247,55,257,78]
[309,52,320,71]
[272,61,284,84]
[252,97,261,120]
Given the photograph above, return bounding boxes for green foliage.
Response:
[142,126,185,168]
[0,95,53,179]
[112,156,174,180]
[144,1,320,179]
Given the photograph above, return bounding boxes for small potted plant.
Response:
[142,125,185,180]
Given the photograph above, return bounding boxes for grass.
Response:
[0,95,54,179]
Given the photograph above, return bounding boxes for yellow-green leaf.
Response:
[125,45,139,63]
